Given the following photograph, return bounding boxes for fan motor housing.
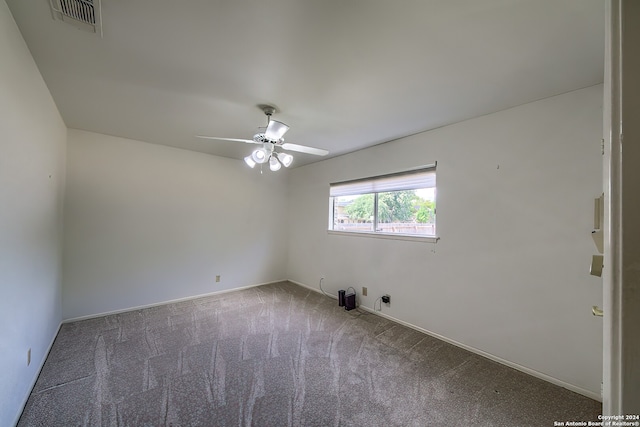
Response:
[253,133,281,144]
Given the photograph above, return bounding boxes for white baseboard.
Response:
[289,279,338,300]
[289,279,602,402]
[63,279,287,323]
[12,321,62,427]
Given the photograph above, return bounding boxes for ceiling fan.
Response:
[196,105,329,171]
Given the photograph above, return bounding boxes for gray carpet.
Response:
[18,281,601,426]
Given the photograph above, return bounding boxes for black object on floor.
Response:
[338,289,345,307]
[344,292,356,310]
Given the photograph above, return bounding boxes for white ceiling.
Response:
[7,0,604,167]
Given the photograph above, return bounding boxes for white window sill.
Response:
[327,230,439,243]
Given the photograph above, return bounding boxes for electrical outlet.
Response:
[27,348,31,366]
[362,286,368,296]
[381,294,391,304]
[215,275,221,282]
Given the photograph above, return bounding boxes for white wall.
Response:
[287,85,604,398]
[0,2,67,425]
[63,130,289,320]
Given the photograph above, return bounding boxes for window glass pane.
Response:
[375,188,436,236]
[329,166,437,238]
[332,194,374,232]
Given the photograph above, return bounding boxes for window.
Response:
[329,165,436,239]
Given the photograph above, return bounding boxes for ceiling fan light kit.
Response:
[251,144,271,164]
[278,152,293,167]
[196,104,329,173]
[269,156,282,171]
[244,155,256,168]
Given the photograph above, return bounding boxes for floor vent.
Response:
[50,0,102,36]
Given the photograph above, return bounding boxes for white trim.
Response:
[328,230,439,243]
[289,279,338,300]
[603,0,623,415]
[13,322,62,427]
[62,279,286,323]
[289,279,601,402]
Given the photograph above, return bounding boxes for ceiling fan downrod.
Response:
[258,104,277,124]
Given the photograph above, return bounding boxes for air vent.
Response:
[50,0,102,36]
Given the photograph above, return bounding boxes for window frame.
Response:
[328,164,438,242]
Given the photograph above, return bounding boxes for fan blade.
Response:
[265,120,289,141]
[281,143,329,156]
[195,136,260,144]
